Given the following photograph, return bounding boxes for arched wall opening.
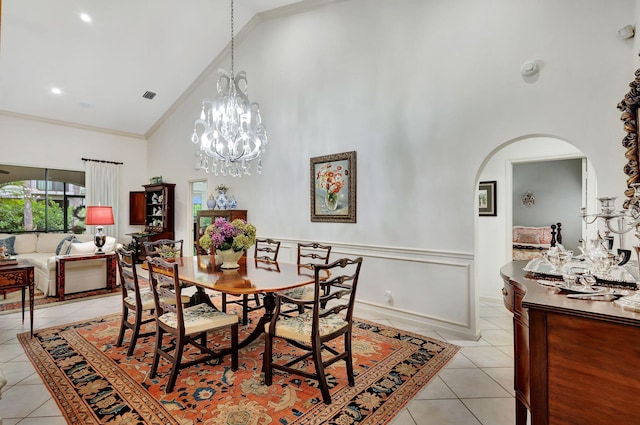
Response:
[475,135,596,302]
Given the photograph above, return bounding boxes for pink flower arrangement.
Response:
[199,217,256,252]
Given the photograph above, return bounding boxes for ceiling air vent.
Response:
[142,91,157,100]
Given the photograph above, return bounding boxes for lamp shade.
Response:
[85,206,114,226]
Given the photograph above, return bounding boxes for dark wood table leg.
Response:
[56,260,66,301]
[21,286,26,323]
[238,292,274,349]
[106,254,117,292]
[28,269,34,337]
[191,287,216,307]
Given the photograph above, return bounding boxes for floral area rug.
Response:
[18,309,459,425]
[0,287,115,314]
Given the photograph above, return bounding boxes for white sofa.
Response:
[0,233,118,297]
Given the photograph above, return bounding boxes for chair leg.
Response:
[199,332,207,352]
[253,293,261,307]
[312,343,331,404]
[221,293,228,312]
[264,332,273,385]
[115,305,128,348]
[231,323,238,371]
[345,331,355,386]
[127,310,143,357]
[150,328,163,379]
[166,334,186,393]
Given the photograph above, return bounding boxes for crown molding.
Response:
[0,109,146,140]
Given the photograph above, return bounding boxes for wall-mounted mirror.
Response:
[618,65,640,207]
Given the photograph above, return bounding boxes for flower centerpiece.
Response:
[199,218,256,268]
[316,163,346,211]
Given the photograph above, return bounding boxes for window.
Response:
[0,165,86,233]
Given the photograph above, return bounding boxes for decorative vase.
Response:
[325,191,338,211]
[215,190,229,210]
[227,195,237,209]
[216,249,244,269]
[206,195,216,209]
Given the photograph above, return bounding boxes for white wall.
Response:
[0,113,148,241]
[476,137,596,301]
[145,0,636,338]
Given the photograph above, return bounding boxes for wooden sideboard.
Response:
[501,261,640,425]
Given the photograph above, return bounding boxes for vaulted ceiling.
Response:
[0,0,301,137]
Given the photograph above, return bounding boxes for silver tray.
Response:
[536,279,633,296]
[524,257,639,286]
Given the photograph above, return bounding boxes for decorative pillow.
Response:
[539,228,553,245]
[69,240,97,255]
[55,235,76,255]
[517,232,540,244]
[60,239,77,255]
[0,236,17,256]
[513,226,549,244]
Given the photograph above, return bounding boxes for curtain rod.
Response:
[82,157,124,165]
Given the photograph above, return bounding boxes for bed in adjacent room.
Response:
[512,223,562,260]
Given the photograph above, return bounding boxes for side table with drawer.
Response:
[0,263,35,337]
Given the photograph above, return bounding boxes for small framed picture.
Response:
[310,151,356,223]
[478,181,497,216]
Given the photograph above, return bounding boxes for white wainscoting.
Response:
[254,238,479,340]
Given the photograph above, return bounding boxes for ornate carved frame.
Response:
[310,151,357,223]
[618,66,640,207]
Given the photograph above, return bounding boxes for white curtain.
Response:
[85,161,120,239]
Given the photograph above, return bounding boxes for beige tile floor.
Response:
[0,296,527,425]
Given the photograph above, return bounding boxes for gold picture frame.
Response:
[310,151,357,223]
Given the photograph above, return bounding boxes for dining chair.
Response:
[281,242,333,314]
[263,256,363,404]
[146,256,239,393]
[220,238,281,325]
[115,247,157,356]
[143,239,184,259]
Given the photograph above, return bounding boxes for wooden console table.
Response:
[0,263,34,337]
[501,261,640,425]
[56,252,117,301]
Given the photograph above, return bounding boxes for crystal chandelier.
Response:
[191,0,267,177]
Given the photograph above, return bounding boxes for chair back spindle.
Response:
[297,242,331,266]
[144,239,184,260]
[254,238,281,262]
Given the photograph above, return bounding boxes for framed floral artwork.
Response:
[478,180,497,216]
[310,151,357,223]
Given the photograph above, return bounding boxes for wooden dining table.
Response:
[150,255,326,348]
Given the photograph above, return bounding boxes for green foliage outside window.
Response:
[0,199,65,232]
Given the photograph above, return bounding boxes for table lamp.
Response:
[85,206,114,253]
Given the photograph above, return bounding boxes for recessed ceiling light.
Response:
[79,13,92,23]
[51,87,62,95]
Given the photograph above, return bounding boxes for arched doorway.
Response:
[475,136,595,302]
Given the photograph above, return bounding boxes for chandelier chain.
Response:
[230,0,234,77]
